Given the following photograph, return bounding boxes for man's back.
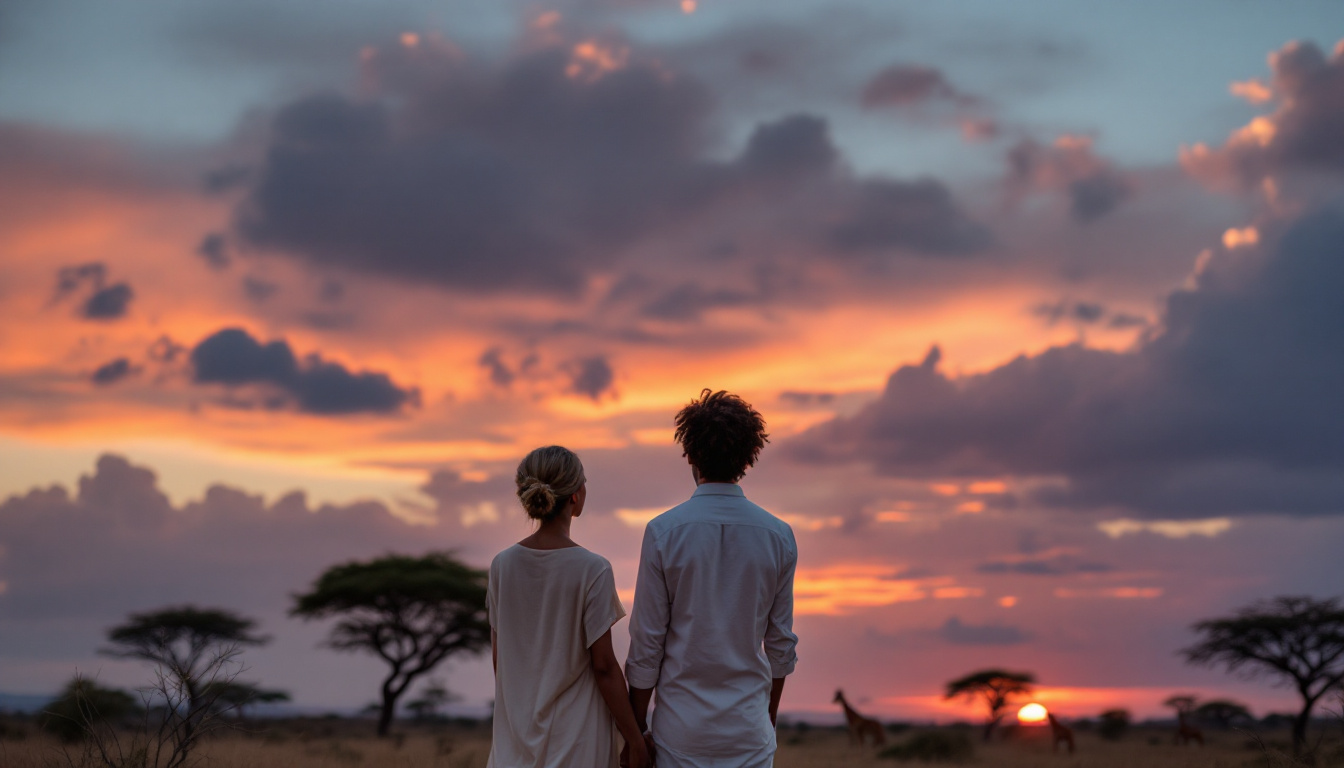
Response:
[625,483,798,760]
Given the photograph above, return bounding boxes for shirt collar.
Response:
[691,483,745,497]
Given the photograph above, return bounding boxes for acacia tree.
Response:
[1182,595,1344,757]
[291,553,490,737]
[1195,699,1252,729]
[102,605,267,740]
[200,681,291,719]
[944,669,1036,741]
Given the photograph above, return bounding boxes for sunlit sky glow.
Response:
[1,0,1341,723]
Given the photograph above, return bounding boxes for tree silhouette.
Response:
[291,553,489,737]
[1097,709,1130,741]
[1194,699,1252,729]
[405,679,454,721]
[1162,694,1199,715]
[102,605,267,740]
[944,669,1035,741]
[200,681,291,719]
[1182,595,1344,757]
[39,678,141,743]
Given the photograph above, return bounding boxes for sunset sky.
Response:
[2,0,1342,723]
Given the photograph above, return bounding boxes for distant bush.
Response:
[38,678,140,743]
[878,729,975,762]
[1098,709,1131,741]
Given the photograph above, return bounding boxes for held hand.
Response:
[623,736,651,768]
[644,733,657,766]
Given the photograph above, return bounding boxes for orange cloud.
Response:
[793,565,979,615]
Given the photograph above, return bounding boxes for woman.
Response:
[487,445,650,768]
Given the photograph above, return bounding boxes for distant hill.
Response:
[0,692,54,714]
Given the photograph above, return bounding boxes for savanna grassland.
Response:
[3,722,1342,768]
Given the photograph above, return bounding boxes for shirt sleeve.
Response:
[764,531,799,678]
[583,560,626,649]
[487,557,499,631]
[624,526,670,689]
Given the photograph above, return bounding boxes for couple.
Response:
[486,390,799,768]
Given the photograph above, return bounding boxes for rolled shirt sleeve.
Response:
[624,526,670,689]
[764,538,798,678]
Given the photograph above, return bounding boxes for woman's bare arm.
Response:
[590,629,650,768]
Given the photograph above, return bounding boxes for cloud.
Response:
[91,358,137,386]
[938,616,1029,646]
[861,64,967,108]
[0,454,511,671]
[478,347,515,388]
[828,179,993,255]
[567,356,615,400]
[197,233,229,269]
[1007,136,1134,222]
[81,283,134,320]
[230,34,991,300]
[976,553,1112,576]
[1183,39,1344,188]
[189,328,418,415]
[788,200,1344,517]
[50,263,134,320]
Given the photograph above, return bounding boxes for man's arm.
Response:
[769,677,786,727]
[764,538,798,723]
[624,527,671,700]
[628,685,654,733]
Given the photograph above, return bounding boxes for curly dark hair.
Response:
[674,389,769,483]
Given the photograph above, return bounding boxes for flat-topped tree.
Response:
[103,607,266,712]
[944,669,1035,741]
[1182,595,1344,758]
[1195,699,1252,729]
[291,553,490,737]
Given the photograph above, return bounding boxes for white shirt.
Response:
[625,483,799,760]
[487,545,626,768]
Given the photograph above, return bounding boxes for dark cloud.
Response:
[641,282,754,322]
[231,37,990,299]
[197,233,229,269]
[779,391,836,406]
[190,328,417,415]
[1184,40,1344,188]
[568,356,615,401]
[1007,137,1133,222]
[81,283,134,320]
[91,358,136,386]
[50,263,134,320]
[202,165,250,194]
[828,179,992,255]
[789,202,1344,517]
[738,114,838,178]
[861,65,965,108]
[938,617,1030,646]
[1107,312,1148,329]
[235,42,713,295]
[976,553,1112,576]
[1034,300,1111,326]
[53,263,106,304]
[478,347,514,388]
[242,276,278,302]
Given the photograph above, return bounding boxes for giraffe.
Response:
[833,689,886,747]
[1174,712,1204,746]
[1047,713,1075,754]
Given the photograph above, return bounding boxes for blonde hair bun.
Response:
[515,446,586,521]
[518,477,557,519]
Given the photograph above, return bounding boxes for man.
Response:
[625,389,799,767]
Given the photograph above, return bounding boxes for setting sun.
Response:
[1017,703,1049,724]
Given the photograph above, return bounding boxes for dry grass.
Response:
[2,723,1341,768]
